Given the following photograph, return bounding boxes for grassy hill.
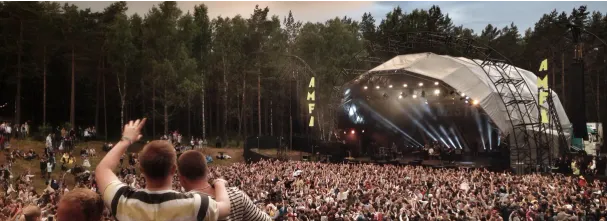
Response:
[0,139,246,192]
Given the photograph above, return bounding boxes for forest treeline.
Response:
[0,2,605,140]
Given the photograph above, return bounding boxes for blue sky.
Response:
[72,1,607,34]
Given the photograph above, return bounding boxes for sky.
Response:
[70,1,607,34]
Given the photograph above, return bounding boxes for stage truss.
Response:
[347,31,568,173]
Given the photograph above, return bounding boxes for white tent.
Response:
[352,52,571,136]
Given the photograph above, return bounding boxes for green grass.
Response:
[0,139,247,192]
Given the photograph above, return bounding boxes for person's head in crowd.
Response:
[21,205,41,221]
[56,188,104,221]
[138,140,177,189]
[177,150,209,191]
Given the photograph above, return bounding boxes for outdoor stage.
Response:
[335,52,571,173]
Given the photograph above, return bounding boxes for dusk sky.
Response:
[71,1,607,34]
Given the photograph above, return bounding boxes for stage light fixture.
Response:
[398,95,403,99]
[362,130,365,133]
[461,93,465,97]
[418,82,423,87]
[403,84,408,88]
[472,99,479,105]
[412,94,418,99]
[344,131,347,134]
[465,100,469,104]
[389,85,393,88]
[465,96,470,100]
[363,86,368,90]
[434,89,440,95]
[434,81,439,85]
[351,130,355,134]
[375,86,380,89]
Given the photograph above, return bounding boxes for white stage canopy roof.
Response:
[351,52,571,135]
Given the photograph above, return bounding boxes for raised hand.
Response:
[122,118,147,143]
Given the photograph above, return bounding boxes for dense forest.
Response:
[0,2,605,141]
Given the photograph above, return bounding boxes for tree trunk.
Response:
[258,71,261,136]
[164,87,168,135]
[70,46,75,129]
[187,95,191,137]
[242,74,247,139]
[222,55,228,140]
[94,58,100,134]
[43,46,48,125]
[15,20,22,125]
[216,90,220,136]
[562,53,565,107]
[152,80,156,136]
[103,63,108,140]
[597,70,600,123]
[117,68,126,131]
[201,78,206,139]
[140,79,146,135]
[237,93,242,137]
[270,95,273,136]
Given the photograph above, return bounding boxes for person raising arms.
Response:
[95,118,230,221]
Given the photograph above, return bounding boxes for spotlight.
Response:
[461,93,465,97]
[413,94,418,99]
[434,89,440,95]
[363,86,368,90]
[351,130,355,134]
[403,84,408,88]
[465,100,469,104]
[375,86,380,89]
[389,85,393,88]
[472,99,479,105]
[344,131,347,134]
[465,96,469,100]
[398,95,403,99]
[418,82,423,87]
[362,130,365,133]
[425,101,428,104]
[434,81,439,85]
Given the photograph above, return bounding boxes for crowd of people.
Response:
[2,118,607,221]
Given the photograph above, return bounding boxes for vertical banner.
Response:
[537,59,549,124]
[307,77,315,127]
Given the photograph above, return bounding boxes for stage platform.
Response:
[343,155,496,169]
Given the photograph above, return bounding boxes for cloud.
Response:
[70,1,607,34]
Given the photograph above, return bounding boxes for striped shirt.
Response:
[193,187,272,221]
[102,180,218,221]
